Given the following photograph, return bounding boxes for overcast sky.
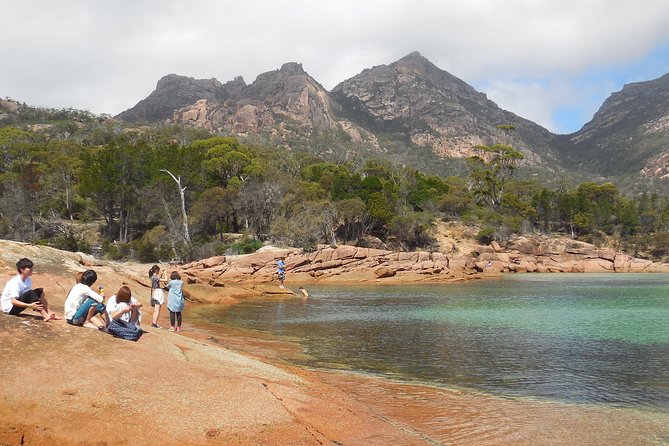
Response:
[2,0,669,134]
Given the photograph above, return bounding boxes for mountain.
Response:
[171,62,344,135]
[117,53,562,173]
[556,73,669,179]
[116,53,669,183]
[331,52,559,166]
[116,74,229,122]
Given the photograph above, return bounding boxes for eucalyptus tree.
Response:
[79,140,143,242]
[467,143,524,208]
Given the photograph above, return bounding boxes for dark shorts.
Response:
[278,271,286,280]
[8,288,44,315]
[69,297,105,325]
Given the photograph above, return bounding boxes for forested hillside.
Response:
[2,98,669,263]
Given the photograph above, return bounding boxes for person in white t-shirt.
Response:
[106,286,142,326]
[64,270,107,329]
[1,258,61,321]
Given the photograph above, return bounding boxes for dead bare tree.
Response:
[159,169,190,243]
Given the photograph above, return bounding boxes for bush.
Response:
[101,241,130,261]
[476,227,495,244]
[228,239,264,254]
[269,210,321,250]
[135,240,158,263]
[388,212,435,250]
[51,228,91,253]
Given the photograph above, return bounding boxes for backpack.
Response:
[107,319,143,342]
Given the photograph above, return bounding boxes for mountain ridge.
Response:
[109,52,669,183]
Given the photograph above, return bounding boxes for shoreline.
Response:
[186,293,669,410]
[1,239,668,444]
[185,304,669,446]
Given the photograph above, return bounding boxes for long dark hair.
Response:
[148,265,160,278]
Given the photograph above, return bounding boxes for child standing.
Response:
[149,265,167,328]
[166,271,184,332]
[277,257,286,289]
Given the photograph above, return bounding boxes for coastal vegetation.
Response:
[2,101,669,263]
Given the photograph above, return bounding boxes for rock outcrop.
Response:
[177,238,669,287]
[116,74,229,122]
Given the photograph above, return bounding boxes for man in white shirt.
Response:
[1,258,60,321]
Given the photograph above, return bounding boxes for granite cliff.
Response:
[116,74,229,122]
[171,63,343,135]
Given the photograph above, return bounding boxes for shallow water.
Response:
[192,273,669,411]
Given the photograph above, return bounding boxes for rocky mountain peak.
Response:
[168,61,342,135]
[559,72,669,176]
[331,52,555,165]
[393,50,432,73]
[115,53,669,182]
[279,62,306,75]
[117,74,227,122]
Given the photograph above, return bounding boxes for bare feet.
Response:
[83,322,98,329]
[44,313,63,321]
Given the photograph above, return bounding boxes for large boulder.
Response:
[375,267,396,278]
[508,237,545,255]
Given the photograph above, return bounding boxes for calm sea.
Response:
[191,273,669,411]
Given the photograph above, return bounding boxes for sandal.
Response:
[169,327,175,332]
[151,323,162,329]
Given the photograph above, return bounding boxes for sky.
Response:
[2,0,669,134]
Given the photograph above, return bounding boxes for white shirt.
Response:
[106,295,141,324]
[1,275,32,314]
[64,283,104,320]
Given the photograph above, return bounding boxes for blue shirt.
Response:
[166,279,184,312]
[277,260,285,273]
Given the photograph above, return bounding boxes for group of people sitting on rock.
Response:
[0,258,185,341]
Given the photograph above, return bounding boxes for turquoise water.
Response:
[192,274,669,410]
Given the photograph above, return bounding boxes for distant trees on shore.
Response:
[1,108,669,262]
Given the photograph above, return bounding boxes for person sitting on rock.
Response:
[106,285,143,341]
[64,269,107,330]
[1,258,61,321]
[106,286,142,327]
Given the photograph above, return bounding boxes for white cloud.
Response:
[1,0,669,130]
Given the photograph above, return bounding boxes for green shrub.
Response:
[101,241,129,261]
[135,240,158,263]
[51,228,91,253]
[475,227,495,244]
[228,239,264,254]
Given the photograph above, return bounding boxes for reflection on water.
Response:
[192,273,669,410]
